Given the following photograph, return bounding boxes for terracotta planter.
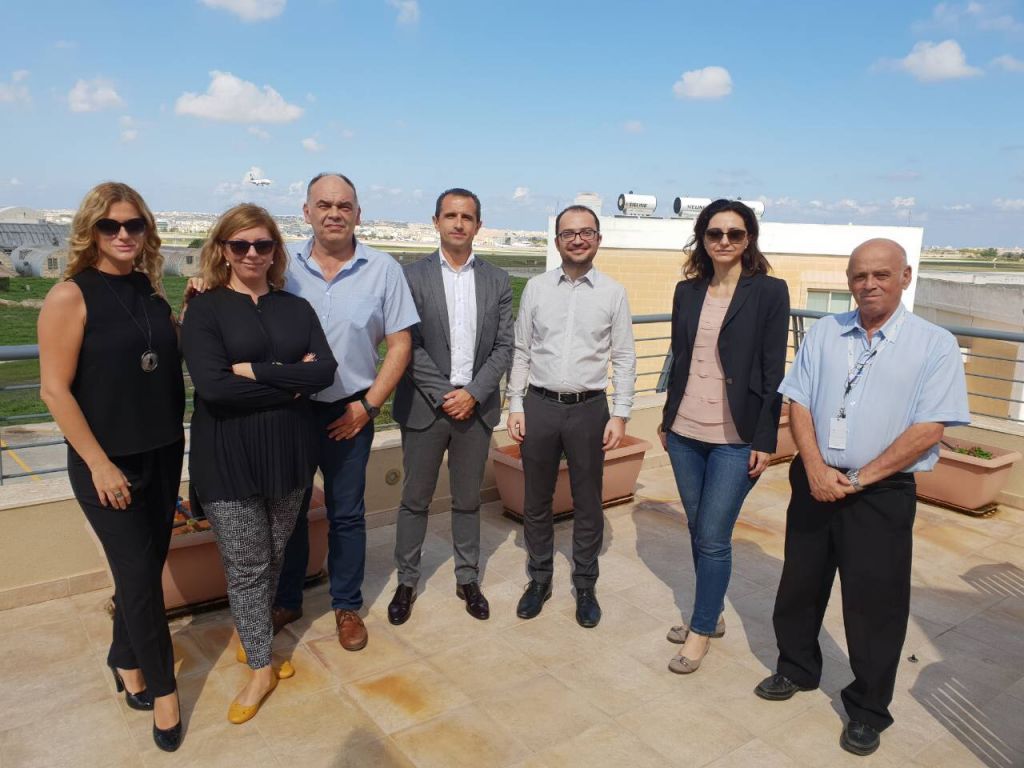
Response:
[491,435,651,520]
[914,437,1022,511]
[770,402,796,463]
[87,486,329,611]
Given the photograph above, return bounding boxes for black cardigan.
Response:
[661,273,790,452]
[182,287,337,501]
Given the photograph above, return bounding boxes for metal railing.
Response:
[2,310,1023,484]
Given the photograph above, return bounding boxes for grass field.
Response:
[0,274,528,424]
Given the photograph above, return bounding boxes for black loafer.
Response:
[387,584,416,625]
[456,581,490,620]
[516,580,552,619]
[754,673,815,701]
[575,587,601,628]
[840,720,880,756]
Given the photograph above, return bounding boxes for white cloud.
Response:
[119,115,138,143]
[897,40,982,81]
[917,2,1024,33]
[993,54,1024,72]
[673,66,732,99]
[512,186,530,201]
[68,78,123,112]
[301,136,324,152]
[10,178,22,186]
[0,70,31,104]
[287,181,305,196]
[994,198,1024,210]
[175,71,303,123]
[200,0,286,21]
[944,203,973,211]
[388,0,420,25]
[247,126,270,139]
[411,189,424,200]
[881,169,922,182]
[624,120,644,134]
[891,196,916,209]
[340,128,355,139]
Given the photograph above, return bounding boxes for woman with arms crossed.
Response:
[38,182,185,750]
[659,199,790,674]
[182,204,335,724]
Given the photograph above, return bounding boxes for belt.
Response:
[529,385,605,404]
[314,388,369,408]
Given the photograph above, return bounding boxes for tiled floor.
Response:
[2,461,1023,767]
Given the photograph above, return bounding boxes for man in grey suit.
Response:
[388,188,514,624]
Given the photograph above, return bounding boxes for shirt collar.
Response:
[439,248,476,273]
[296,236,369,278]
[841,302,907,341]
[557,265,597,286]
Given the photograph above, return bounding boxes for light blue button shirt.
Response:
[285,238,419,402]
[780,304,970,472]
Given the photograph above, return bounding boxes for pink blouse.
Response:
[671,294,744,444]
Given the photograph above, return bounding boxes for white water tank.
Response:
[616,193,657,217]
[673,197,712,218]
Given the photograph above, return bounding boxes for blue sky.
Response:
[2,0,1023,246]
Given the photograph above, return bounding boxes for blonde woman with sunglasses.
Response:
[181,204,335,724]
[38,182,185,751]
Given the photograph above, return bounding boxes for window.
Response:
[806,289,853,314]
[47,257,59,271]
[185,254,194,265]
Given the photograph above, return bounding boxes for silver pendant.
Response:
[141,350,159,372]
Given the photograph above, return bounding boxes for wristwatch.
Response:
[359,397,380,419]
[846,469,863,491]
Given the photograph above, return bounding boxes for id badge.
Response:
[828,417,848,450]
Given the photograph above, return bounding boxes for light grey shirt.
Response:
[439,248,477,387]
[508,265,636,418]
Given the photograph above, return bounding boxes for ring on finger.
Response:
[113,491,124,498]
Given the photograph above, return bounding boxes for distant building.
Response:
[0,206,44,224]
[12,246,66,277]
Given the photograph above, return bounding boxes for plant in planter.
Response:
[490,435,652,521]
[915,436,1022,513]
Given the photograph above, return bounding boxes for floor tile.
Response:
[391,704,528,768]
[344,659,472,733]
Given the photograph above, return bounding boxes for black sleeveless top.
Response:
[70,267,185,456]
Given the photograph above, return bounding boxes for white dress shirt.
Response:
[439,249,478,387]
[507,266,636,418]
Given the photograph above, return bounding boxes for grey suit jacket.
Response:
[392,251,514,430]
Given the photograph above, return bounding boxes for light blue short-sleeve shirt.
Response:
[779,304,970,473]
[285,238,419,402]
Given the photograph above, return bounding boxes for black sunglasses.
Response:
[222,239,276,257]
[704,228,748,244]
[95,217,147,237]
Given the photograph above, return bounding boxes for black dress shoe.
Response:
[516,580,552,619]
[387,584,417,625]
[456,581,490,620]
[270,605,303,635]
[110,666,154,711]
[575,587,601,628]
[840,720,880,756]
[152,692,182,752]
[754,673,815,701]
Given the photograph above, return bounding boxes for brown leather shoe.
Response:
[335,609,368,651]
[271,606,303,635]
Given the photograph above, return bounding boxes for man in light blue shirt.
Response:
[754,238,969,757]
[274,172,419,652]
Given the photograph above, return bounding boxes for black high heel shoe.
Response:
[109,666,154,711]
[152,691,182,752]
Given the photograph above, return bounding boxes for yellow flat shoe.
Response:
[227,675,278,725]
[275,660,295,679]
[236,644,247,664]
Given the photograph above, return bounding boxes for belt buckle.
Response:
[558,392,578,404]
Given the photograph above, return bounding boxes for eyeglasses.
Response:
[222,239,276,256]
[95,218,147,237]
[557,228,600,243]
[704,228,747,244]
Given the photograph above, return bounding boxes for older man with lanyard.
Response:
[274,172,418,651]
[754,238,969,756]
[506,204,636,628]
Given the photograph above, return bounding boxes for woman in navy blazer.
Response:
[658,199,790,674]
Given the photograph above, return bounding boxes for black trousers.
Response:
[69,438,184,697]
[772,455,916,731]
[521,389,609,589]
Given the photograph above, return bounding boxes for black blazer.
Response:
[661,273,790,452]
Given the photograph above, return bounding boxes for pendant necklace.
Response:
[98,271,159,372]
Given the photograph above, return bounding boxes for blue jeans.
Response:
[275,400,374,612]
[666,431,755,636]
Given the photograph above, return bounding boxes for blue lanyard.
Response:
[838,310,906,419]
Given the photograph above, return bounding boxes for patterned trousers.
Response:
[204,488,306,669]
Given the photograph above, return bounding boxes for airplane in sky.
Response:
[245,170,272,187]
